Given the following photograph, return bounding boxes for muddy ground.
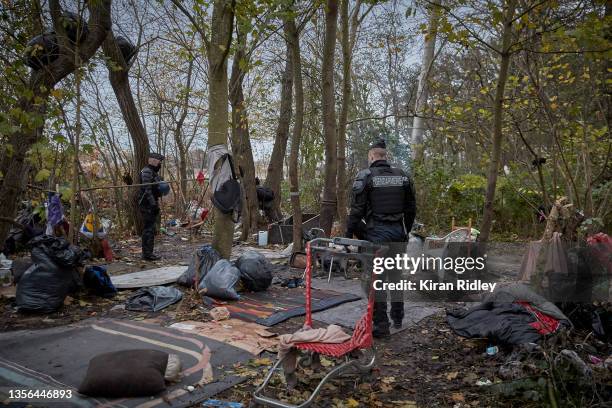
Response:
[1,231,610,407]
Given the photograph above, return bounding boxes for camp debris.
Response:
[79,349,170,398]
[125,286,183,312]
[178,244,220,288]
[235,250,273,292]
[199,259,241,300]
[83,265,117,298]
[15,235,86,313]
[446,283,571,345]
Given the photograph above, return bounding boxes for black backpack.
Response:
[211,154,242,222]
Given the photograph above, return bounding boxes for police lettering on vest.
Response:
[369,166,408,217]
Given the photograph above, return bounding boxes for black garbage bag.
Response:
[125,286,183,312]
[11,257,33,284]
[15,235,85,313]
[3,203,44,255]
[25,32,59,69]
[115,36,138,65]
[199,260,240,300]
[178,244,221,287]
[236,251,273,292]
[28,235,86,266]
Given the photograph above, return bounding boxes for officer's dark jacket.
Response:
[139,164,162,208]
[346,160,416,237]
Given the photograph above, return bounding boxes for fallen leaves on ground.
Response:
[451,392,465,402]
[446,371,459,380]
[391,401,417,408]
[250,357,272,367]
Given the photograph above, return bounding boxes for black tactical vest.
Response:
[368,165,407,218]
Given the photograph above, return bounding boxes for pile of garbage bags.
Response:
[16,235,87,313]
[179,246,273,300]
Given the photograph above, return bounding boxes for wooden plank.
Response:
[110,266,188,289]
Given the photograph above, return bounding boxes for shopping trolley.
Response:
[252,237,388,408]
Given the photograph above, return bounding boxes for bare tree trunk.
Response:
[174,58,194,205]
[337,0,350,235]
[0,0,111,248]
[411,1,441,164]
[287,15,304,251]
[69,54,82,243]
[230,28,259,242]
[264,36,293,221]
[337,0,363,234]
[479,0,517,243]
[319,0,339,237]
[102,32,150,234]
[208,0,235,259]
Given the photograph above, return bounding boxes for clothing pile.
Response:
[447,283,571,345]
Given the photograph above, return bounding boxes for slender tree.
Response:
[479,0,517,242]
[172,0,236,257]
[287,11,305,251]
[229,26,259,241]
[102,32,151,233]
[411,1,441,164]
[207,0,236,258]
[319,0,339,236]
[264,34,293,221]
[337,0,371,233]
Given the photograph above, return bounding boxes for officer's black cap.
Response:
[149,152,165,161]
[369,139,386,150]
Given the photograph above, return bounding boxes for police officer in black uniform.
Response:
[345,139,416,337]
[139,152,164,261]
[255,177,277,222]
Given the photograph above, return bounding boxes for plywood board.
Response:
[110,265,188,289]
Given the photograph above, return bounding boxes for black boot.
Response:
[143,253,161,261]
[390,301,404,330]
[373,324,391,338]
[372,301,391,338]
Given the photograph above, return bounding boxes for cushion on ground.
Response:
[78,349,168,398]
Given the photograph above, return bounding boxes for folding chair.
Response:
[252,237,388,408]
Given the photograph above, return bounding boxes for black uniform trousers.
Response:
[366,222,407,330]
[141,205,159,257]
